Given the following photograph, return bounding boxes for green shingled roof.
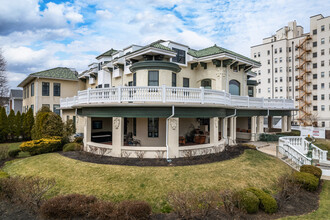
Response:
[96,48,117,59]
[188,45,260,65]
[149,42,174,52]
[30,67,78,80]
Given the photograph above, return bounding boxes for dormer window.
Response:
[172,48,185,64]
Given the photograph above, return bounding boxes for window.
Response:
[321,72,325,77]
[275,58,277,63]
[288,47,291,52]
[148,118,159,138]
[313,95,318,100]
[172,48,186,64]
[280,77,283,82]
[274,48,277,54]
[31,83,34,96]
[321,105,325,111]
[258,52,260,57]
[313,29,317,35]
[322,122,325,127]
[279,47,282,53]
[321,83,325,89]
[92,121,102,129]
[42,104,50,109]
[258,88,261,93]
[53,83,61,96]
[321,61,324,67]
[313,85,317,90]
[275,77,278,83]
[313,52,317,58]
[268,60,270,65]
[280,67,283,72]
[268,69,270,74]
[275,87,278,92]
[133,73,136,86]
[267,50,270,55]
[313,106,317,111]
[42,82,49,96]
[201,79,212,89]
[321,94,325,100]
[288,77,292,82]
[313,63,317,68]
[148,71,159,86]
[289,67,292,72]
[31,105,34,113]
[280,87,283,92]
[268,88,271,93]
[172,73,176,87]
[279,57,282,63]
[248,87,254,97]
[321,38,325,44]
[229,80,240,95]
[183,78,189,87]
[104,84,109,88]
[313,41,317,47]
[254,53,256,58]
[321,25,325,31]
[313,74,317,79]
[321,49,325,55]
[268,78,270,83]
[26,86,29,98]
[133,118,136,136]
[53,104,60,115]
[275,68,278,73]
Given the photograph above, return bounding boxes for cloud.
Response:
[1,0,330,89]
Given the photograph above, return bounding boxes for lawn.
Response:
[3,150,291,212]
[0,142,29,157]
[313,139,330,160]
[281,180,330,220]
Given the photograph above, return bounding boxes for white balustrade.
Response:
[60,86,295,110]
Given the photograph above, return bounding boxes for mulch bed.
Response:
[60,145,249,167]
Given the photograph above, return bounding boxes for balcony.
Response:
[60,86,295,110]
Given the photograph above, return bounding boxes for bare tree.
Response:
[0,49,9,106]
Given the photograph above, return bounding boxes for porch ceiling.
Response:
[77,107,291,118]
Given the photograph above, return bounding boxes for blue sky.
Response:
[0,0,329,88]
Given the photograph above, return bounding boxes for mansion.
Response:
[20,40,295,159]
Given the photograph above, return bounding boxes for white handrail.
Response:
[60,86,295,110]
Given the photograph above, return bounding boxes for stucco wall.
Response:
[135,118,166,146]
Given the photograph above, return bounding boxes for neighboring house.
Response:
[251,14,330,128]
[7,89,23,114]
[60,39,295,159]
[18,67,80,115]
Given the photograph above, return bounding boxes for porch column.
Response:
[228,117,235,145]
[112,117,124,157]
[210,117,219,145]
[257,116,264,134]
[268,116,273,131]
[251,116,257,141]
[83,116,91,149]
[168,118,179,158]
[287,115,292,132]
[281,116,288,132]
[222,118,228,143]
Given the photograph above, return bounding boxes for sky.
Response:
[0,0,329,89]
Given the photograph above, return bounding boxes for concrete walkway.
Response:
[245,141,330,180]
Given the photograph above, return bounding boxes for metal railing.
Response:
[60,86,295,109]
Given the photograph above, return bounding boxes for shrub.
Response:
[259,133,279,142]
[8,149,21,158]
[168,191,217,219]
[300,165,322,179]
[0,176,55,212]
[117,200,152,220]
[246,187,278,214]
[220,190,239,215]
[0,145,8,160]
[276,173,301,207]
[0,171,9,179]
[20,137,62,156]
[40,194,98,219]
[236,190,260,214]
[293,172,319,192]
[88,201,116,220]
[63,143,82,152]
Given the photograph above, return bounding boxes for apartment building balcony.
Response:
[60,86,294,110]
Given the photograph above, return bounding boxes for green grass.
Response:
[3,150,291,212]
[281,180,330,220]
[0,142,30,157]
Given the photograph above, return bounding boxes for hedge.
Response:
[63,143,82,152]
[293,172,319,192]
[247,187,278,214]
[300,165,322,179]
[20,137,63,156]
[236,190,260,214]
[8,149,21,158]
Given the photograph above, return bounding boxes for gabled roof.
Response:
[96,48,117,59]
[188,45,260,65]
[10,89,23,98]
[18,67,78,87]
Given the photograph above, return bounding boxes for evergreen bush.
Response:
[293,171,319,192]
[300,165,322,179]
[20,137,63,155]
[236,190,260,214]
[246,187,278,214]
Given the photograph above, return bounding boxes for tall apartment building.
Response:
[251,14,330,128]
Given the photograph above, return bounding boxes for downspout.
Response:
[35,77,39,114]
[166,105,175,162]
[226,57,237,92]
[223,109,237,144]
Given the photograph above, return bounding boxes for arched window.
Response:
[201,79,212,89]
[229,80,240,95]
